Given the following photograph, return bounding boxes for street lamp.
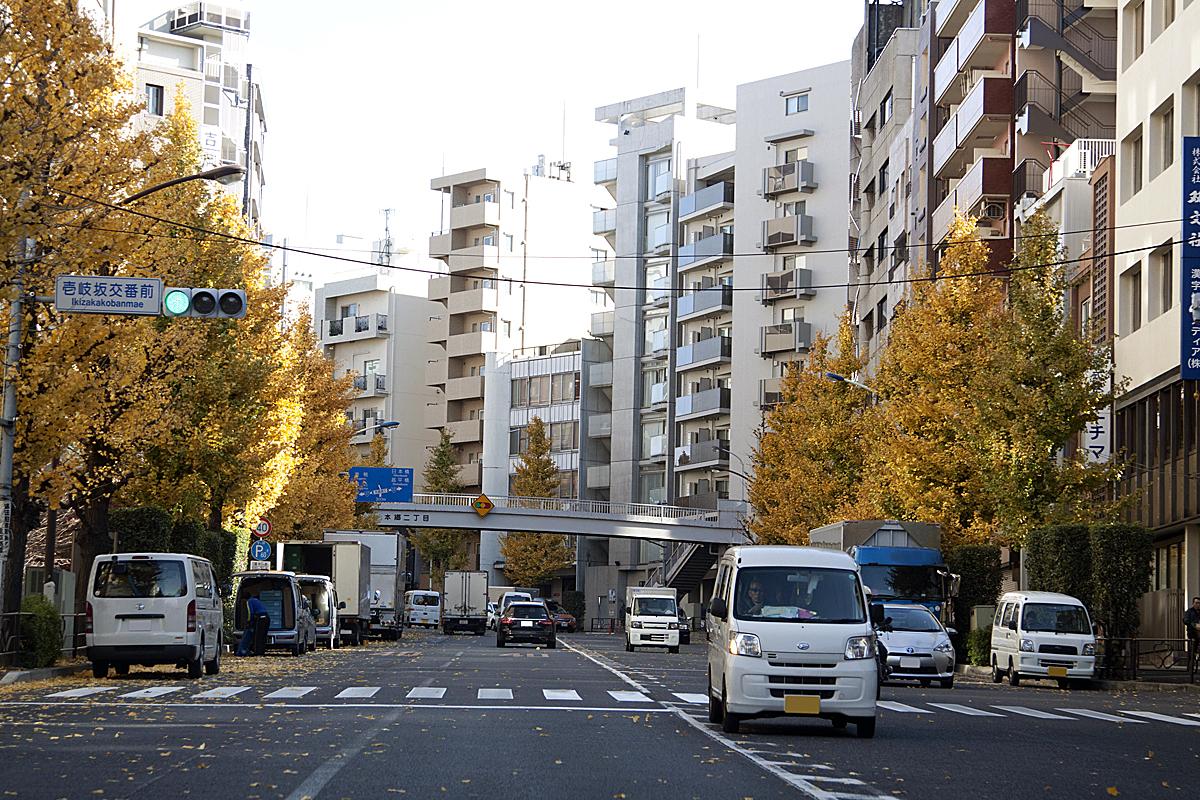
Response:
[824,371,879,400]
[361,420,400,436]
[119,164,245,205]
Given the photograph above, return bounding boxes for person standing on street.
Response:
[237,593,268,657]
[1185,597,1200,671]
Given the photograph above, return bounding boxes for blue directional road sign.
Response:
[249,539,272,562]
[349,467,414,502]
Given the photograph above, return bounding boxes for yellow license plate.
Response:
[1047,666,1068,678]
[784,695,820,715]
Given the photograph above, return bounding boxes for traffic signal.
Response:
[162,288,246,319]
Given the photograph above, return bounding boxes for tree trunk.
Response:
[207,495,224,532]
[72,497,111,614]
[2,472,42,615]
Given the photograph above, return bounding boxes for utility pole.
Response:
[241,63,254,220]
[0,242,25,613]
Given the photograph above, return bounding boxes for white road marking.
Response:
[1120,710,1200,726]
[262,686,317,700]
[335,687,380,699]
[672,692,709,704]
[608,690,652,702]
[118,687,185,699]
[991,705,1074,720]
[406,687,446,699]
[192,686,251,699]
[477,688,513,700]
[1059,708,1148,724]
[542,689,581,701]
[284,708,402,800]
[878,701,930,713]
[559,640,652,693]
[45,687,117,699]
[927,703,1005,717]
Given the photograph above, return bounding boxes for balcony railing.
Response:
[679,182,734,220]
[760,377,784,407]
[650,381,670,406]
[763,160,817,197]
[594,158,617,184]
[648,223,672,253]
[762,268,815,302]
[934,76,1013,179]
[1013,158,1047,203]
[676,336,732,368]
[760,321,813,354]
[587,464,611,488]
[652,171,675,200]
[589,361,613,387]
[677,286,733,320]
[593,209,616,235]
[1016,70,1115,142]
[648,434,668,459]
[648,277,672,306]
[678,232,734,270]
[932,155,1010,243]
[674,438,730,471]
[592,258,616,286]
[1041,138,1115,193]
[763,215,816,249]
[327,318,343,336]
[353,374,387,393]
[588,413,612,438]
[590,310,614,337]
[649,328,670,354]
[1017,0,1116,81]
[327,314,387,338]
[675,387,731,420]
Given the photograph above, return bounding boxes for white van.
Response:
[990,591,1096,687]
[625,587,680,653]
[405,590,442,628]
[86,552,223,679]
[707,546,880,738]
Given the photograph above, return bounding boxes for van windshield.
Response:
[1021,603,1091,634]
[94,560,186,598]
[633,597,677,617]
[733,567,866,623]
[412,594,439,607]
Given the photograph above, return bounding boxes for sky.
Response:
[110,0,864,292]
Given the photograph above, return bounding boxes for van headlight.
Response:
[934,640,954,654]
[1082,642,1095,656]
[668,622,679,630]
[728,632,762,657]
[630,620,642,629]
[1020,638,1035,652]
[844,635,875,660]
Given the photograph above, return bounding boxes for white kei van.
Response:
[405,590,442,628]
[707,546,880,738]
[990,591,1096,687]
[86,552,223,679]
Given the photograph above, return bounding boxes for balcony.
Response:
[425,358,448,387]
[760,377,784,407]
[424,402,447,429]
[588,413,612,438]
[447,329,497,358]
[593,157,617,185]
[587,464,611,489]
[652,171,675,201]
[678,232,734,272]
[674,438,730,472]
[647,434,668,460]
[588,361,613,388]
[762,268,815,302]
[448,287,499,315]
[446,244,500,274]
[429,232,451,259]
[1041,138,1115,194]
[454,461,482,488]
[593,209,616,236]
[323,313,389,342]
[447,418,483,444]
[678,182,734,222]
[675,387,731,421]
[762,161,817,198]
[428,275,451,302]
[936,0,977,38]
[592,258,615,287]
[650,381,670,407]
[445,374,484,402]
[760,321,813,354]
[931,155,1010,243]
[677,286,733,322]
[648,277,672,307]
[648,223,672,254]
[649,328,670,355]
[1012,157,1047,205]
[933,0,1016,106]
[353,373,387,397]
[762,215,816,249]
[590,310,614,337]
[676,336,732,370]
[932,76,1013,180]
[449,200,500,230]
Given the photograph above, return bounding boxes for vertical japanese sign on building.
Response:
[1183,135,1200,380]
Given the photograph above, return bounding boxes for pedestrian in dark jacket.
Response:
[237,594,269,656]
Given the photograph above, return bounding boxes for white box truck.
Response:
[624,587,680,653]
[324,531,407,639]
[277,541,371,646]
[442,570,489,635]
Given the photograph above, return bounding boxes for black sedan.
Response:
[677,609,691,645]
[496,602,557,649]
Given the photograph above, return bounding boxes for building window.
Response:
[1155,100,1174,174]
[482,233,495,247]
[551,372,580,403]
[503,320,511,337]
[875,298,888,333]
[1123,126,1144,199]
[511,379,529,408]
[878,159,889,193]
[1121,262,1143,334]
[1079,297,1092,337]
[784,146,808,164]
[339,303,359,318]
[783,200,806,217]
[550,421,578,452]
[504,234,514,252]
[1151,243,1174,317]
[879,90,893,127]
[785,93,809,115]
[145,83,164,116]
[1130,2,1145,63]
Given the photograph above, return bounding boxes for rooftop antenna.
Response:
[379,208,395,267]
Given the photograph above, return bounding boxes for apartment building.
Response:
[314,274,440,475]
[1111,0,1200,639]
[132,2,267,227]
[426,166,606,500]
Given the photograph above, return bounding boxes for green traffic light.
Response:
[163,289,191,316]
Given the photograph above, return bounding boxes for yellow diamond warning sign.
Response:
[472,494,495,517]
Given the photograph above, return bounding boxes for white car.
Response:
[486,602,498,630]
[991,591,1096,688]
[707,546,880,738]
[877,603,956,688]
[404,590,442,628]
[86,552,223,679]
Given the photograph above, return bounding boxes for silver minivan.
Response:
[86,552,223,679]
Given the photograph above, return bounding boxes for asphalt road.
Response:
[0,630,1196,799]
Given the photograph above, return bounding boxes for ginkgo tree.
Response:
[501,416,574,587]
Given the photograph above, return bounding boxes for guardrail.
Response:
[1095,637,1197,683]
[0,611,87,667]
[409,493,716,522]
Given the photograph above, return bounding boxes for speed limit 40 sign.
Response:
[252,518,272,538]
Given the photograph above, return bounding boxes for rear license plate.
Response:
[127,620,152,632]
[784,695,820,715]
[520,621,533,628]
[900,657,921,670]
[1048,666,1068,678]
[459,619,468,625]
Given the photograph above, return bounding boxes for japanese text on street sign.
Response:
[54,275,163,316]
[1183,136,1200,380]
[249,560,271,571]
[349,467,414,502]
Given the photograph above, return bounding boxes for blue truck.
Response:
[808,520,959,623]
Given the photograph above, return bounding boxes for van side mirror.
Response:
[869,604,886,627]
[339,601,347,610]
[709,598,728,620]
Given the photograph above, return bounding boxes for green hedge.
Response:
[20,594,61,669]
[966,626,992,667]
[108,507,236,586]
[1026,525,1092,608]
[945,544,1001,654]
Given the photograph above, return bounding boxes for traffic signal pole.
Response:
[0,257,23,614]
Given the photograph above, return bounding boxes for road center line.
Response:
[284,708,402,800]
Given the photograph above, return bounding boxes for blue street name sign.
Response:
[249,539,272,562]
[54,275,163,316]
[349,467,414,502]
[1182,135,1200,380]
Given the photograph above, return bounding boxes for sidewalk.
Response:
[954,663,1200,693]
[0,661,90,685]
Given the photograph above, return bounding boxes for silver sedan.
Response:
[878,603,956,688]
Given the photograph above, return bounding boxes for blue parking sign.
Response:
[249,539,271,562]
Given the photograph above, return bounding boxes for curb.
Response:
[0,663,90,685]
[953,663,1199,692]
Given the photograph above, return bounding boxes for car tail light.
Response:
[186,600,197,633]
[539,619,553,626]
[500,617,513,626]
[85,602,93,634]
